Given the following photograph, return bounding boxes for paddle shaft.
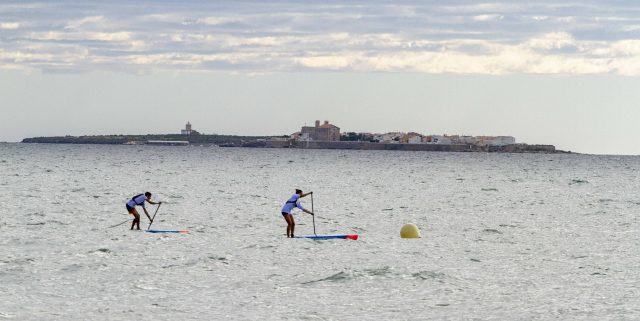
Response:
[107,219,130,229]
[311,193,316,236]
[147,203,162,230]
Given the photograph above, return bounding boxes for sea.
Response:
[1,143,639,320]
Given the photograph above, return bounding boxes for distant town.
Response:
[292,120,516,146]
[22,120,564,153]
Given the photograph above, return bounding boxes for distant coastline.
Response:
[21,134,569,154]
[251,140,563,153]
[21,134,274,146]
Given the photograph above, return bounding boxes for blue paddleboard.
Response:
[145,230,188,234]
[296,234,358,240]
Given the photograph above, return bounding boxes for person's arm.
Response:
[300,191,313,198]
[297,202,314,215]
[143,207,152,221]
[147,199,162,205]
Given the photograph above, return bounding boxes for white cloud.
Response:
[609,55,640,76]
[473,14,504,22]
[594,16,630,22]
[0,49,54,63]
[5,1,640,75]
[10,28,640,75]
[0,22,20,29]
[197,17,244,26]
[295,55,356,70]
[30,31,132,42]
[292,48,621,75]
[556,16,576,23]
[89,31,132,42]
[140,14,182,23]
[222,35,286,47]
[65,16,106,30]
[442,3,514,14]
[526,32,576,50]
[621,25,640,32]
[607,40,640,56]
[0,63,31,71]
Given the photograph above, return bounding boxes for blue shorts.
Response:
[126,204,135,211]
[281,212,291,216]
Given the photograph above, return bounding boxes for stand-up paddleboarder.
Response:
[281,189,314,238]
[126,192,161,230]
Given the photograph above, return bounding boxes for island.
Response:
[21,121,569,154]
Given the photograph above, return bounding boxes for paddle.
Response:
[147,202,162,230]
[107,219,130,229]
[311,193,316,236]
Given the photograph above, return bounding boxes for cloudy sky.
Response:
[1,0,640,154]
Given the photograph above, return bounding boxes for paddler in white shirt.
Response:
[280,189,314,238]
[125,192,161,230]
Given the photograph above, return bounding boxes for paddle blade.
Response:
[346,234,358,240]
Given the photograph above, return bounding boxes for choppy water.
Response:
[1,143,639,320]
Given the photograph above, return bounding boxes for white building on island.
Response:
[181,122,199,135]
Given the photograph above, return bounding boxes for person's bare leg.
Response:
[130,209,141,230]
[283,214,295,237]
[289,215,295,238]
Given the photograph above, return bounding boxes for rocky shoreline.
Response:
[249,139,565,153]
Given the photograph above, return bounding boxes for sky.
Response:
[1,0,640,154]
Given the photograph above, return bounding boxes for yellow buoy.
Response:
[400,223,421,238]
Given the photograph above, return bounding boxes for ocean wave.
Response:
[569,179,589,185]
[303,267,449,284]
